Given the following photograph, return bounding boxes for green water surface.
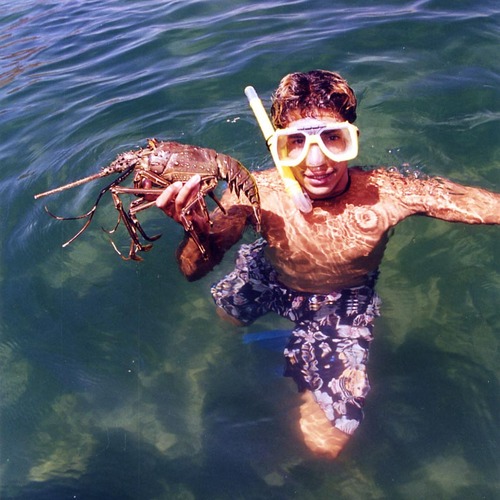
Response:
[0,1,498,498]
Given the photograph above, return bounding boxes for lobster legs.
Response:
[108,173,226,260]
[107,191,159,261]
[45,164,137,249]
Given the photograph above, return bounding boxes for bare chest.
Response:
[255,174,396,290]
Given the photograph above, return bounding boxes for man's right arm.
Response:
[156,174,250,281]
[176,204,250,281]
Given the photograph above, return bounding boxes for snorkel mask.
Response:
[245,86,313,213]
[272,120,359,167]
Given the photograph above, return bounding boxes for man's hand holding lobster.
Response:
[156,172,253,280]
[156,174,211,236]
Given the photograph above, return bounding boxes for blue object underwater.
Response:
[242,329,291,352]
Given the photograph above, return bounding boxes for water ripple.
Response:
[0,1,499,496]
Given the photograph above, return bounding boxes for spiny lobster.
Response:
[34,139,261,260]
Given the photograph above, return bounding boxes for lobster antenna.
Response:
[34,171,109,199]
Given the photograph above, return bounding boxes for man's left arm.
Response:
[403,176,500,224]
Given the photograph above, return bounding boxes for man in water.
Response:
[156,70,500,458]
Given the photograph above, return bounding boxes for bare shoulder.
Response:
[253,167,283,187]
[342,166,413,205]
[349,166,428,190]
[348,166,462,201]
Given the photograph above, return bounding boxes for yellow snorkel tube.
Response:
[244,86,313,213]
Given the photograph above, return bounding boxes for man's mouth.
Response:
[305,170,334,185]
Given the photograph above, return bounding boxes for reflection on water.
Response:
[0,0,499,498]
[0,343,30,409]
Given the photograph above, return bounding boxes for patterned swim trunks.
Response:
[211,238,381,435]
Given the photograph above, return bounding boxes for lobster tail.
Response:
[217,153,261,231]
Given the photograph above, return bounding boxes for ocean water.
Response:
[0,0,499,498]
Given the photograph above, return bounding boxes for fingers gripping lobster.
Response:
[34,139,261,261]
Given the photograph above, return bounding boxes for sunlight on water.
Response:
[0,0,498,498]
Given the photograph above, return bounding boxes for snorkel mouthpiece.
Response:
[244,86,313,213]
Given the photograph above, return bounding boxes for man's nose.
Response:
[305,144,326,167]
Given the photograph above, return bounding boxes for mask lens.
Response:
[320,127,351,155]
[277,132,308,162]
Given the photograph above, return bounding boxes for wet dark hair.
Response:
[270,70,357,128]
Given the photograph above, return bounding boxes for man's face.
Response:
[282,113,352,200]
